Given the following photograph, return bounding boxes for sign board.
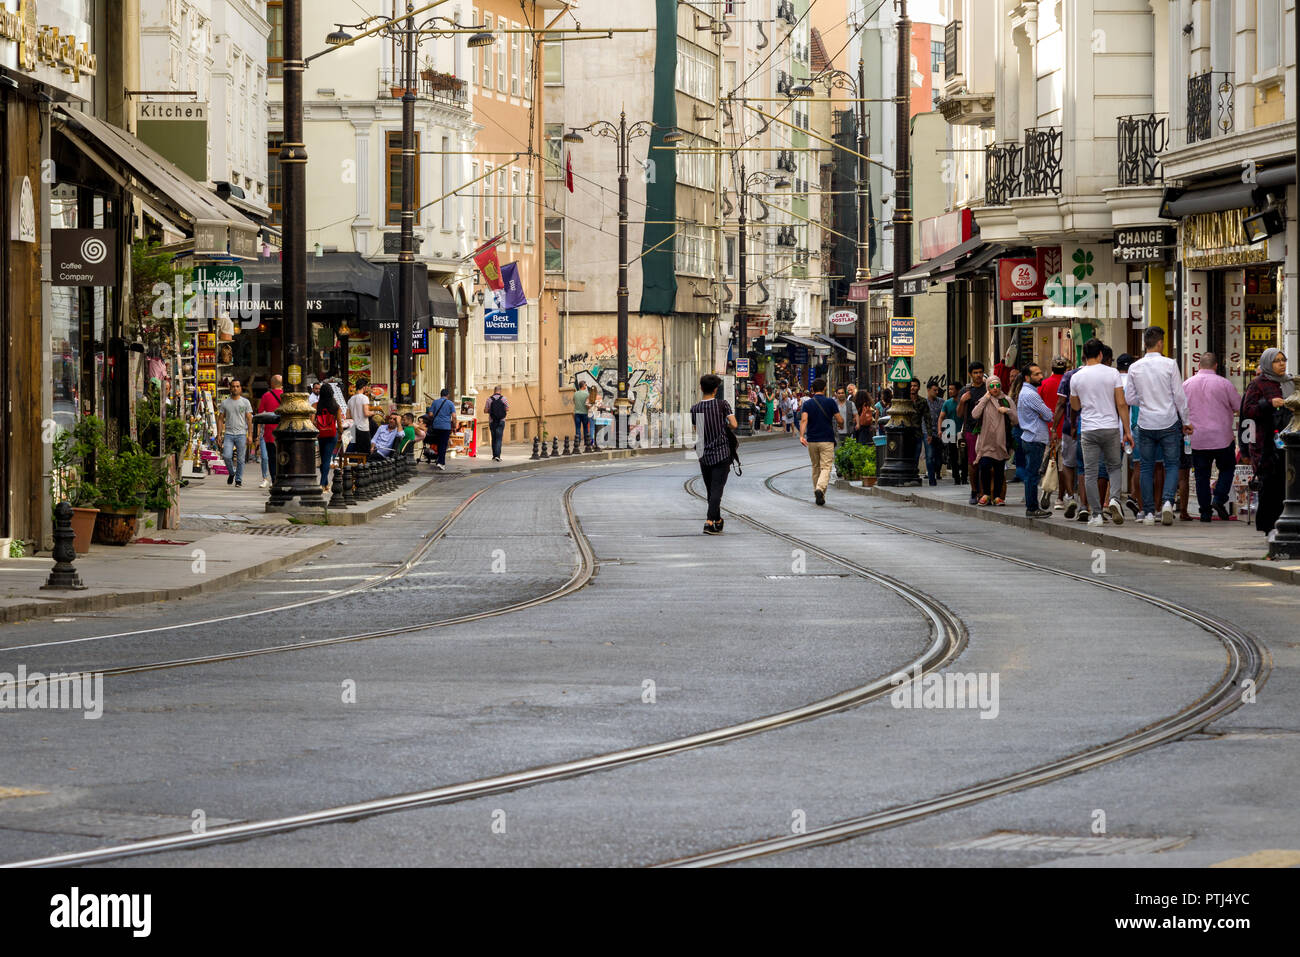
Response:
[736,358,749,378]
[392,328,430,356]
[790,345,810,365]
[484,307,518,341]
[11,176,34,242]
[889,317,915,357]
[51,229,116,286]
[829,309,857,325]
[847,281,871,302]
[998,257,1043,301]
[901,276,929,297]
[887,357,913,383]
[1114,227,1173,264]
[136,102,209,182]
[194,265,243,294]
[919,207,973,260]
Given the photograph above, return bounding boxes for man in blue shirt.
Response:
[368,413,403,460]
[1015,363,1053,518]
[424,388,457,470]
[800,377,843,506]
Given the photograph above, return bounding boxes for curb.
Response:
[449,430,791,474]
[833,479,1294,582]
[2,535,336,625]
[272,475,440,525]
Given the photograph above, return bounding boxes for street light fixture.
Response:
[733,166,789,436]
[565,114,686,447]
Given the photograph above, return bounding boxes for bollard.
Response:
[562,436,570,456]
[530,436,540,460]
[357,461,374,500]
[328,460,348,509]
[540,436,549,458]
[343,458,357,506]
[551,437,559,458]
[41,502,86,591]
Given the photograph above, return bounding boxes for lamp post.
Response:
[1269,383,1300,559]
[734,164,790,434]
[877,0,921,487]
[564,116,683,448]
[321,6,492,415]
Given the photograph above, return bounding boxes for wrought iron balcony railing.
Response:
[378,67,468,108]
[1187,71,1233,144]
[984,141,1023,206]
[1021,126,1063,196]
[1116,113,1167,186]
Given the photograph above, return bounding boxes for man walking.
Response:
[484,385,508,461]
[1124,326,1191,525]
[690,373,738,534]
[921,381,944,485]
[257,374,284,487]
[800,377,843,506]
[956,362,988,504]
[833,386,855,447]
[1015,363,1053,518]
[1183,352,1242,522]
[426,388,457,470]
[216,379,253,487]
[938,383,965,485]
[1070,339,1132,526]
[347,380,374,455]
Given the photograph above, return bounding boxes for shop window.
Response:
[267,1,283,78]
[267,133,283,225]
[386,131,420,226]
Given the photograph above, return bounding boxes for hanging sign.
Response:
[11,176,34,242]
[736,358,749,378]
[829,309,857,325]
[51,229,116,286]
[998,257,1043,301]
[887,357,913,383]
[484,307,518,341]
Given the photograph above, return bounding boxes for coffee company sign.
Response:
[0,1,97,92]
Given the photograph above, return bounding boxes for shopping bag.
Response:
[1040,450,1059,494]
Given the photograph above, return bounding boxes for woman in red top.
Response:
[314,387,344,492]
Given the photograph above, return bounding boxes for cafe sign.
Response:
[0,0,98,84]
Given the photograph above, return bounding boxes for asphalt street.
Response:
[0,443,1295,868]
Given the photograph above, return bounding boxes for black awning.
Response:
[365,263,433,332]
[933,243,1006,283]
[1160,183,1259,218]
[234,252,386,324]
[428,283,458,328]
[899,235,984,283]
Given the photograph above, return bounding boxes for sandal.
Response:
[977,495,990,506]
[993,497,1005,506]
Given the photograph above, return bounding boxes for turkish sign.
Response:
[1114,227,1173,264]
[887,357,913,383]
[829,309,856,325]
[193,265,243,294]
[52,229,116,287]
[889,317,915,357]
[484,307,518,341]
[998,257,1043,301]
[137,102,209,182]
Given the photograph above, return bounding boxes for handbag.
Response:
[1040,451,1059,494]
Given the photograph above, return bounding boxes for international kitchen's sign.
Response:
[1113,227,1173,264]
[0,1,97,87]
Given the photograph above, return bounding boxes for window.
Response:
[675,38,716,101]
[471,7,479,86]
[496,170,505,237]
[523,33,534,99]
[442,136,453,229]
[544,216,564,271]
[725,236,736,278]
[543,41,562,84]
[483,165,493,238]
[1210,0,1232,74]
[675,137,716,191]
[510,23,521,96]
[267,133,283,224]
[386,131,420,226]
[266,1,283,78]
[470,161,479,239]
[524,170,534,244]
[675,224,714,276]
[482,14,493,88]
[1258,0,1282,72]
[511,169,521,242]
[497,28,506,92]
[544,123,564,179]
[931,40,943,74]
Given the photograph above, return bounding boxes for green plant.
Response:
[49,417,105,510]
[834,437,876,480]
[131,242,193,347]
[92,439,162,512]
[8,539,26,558]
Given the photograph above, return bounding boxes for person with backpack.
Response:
[800,377,843,506]
[484,385,508,461]
[313,385,343,493]
[690,373,738,534]
[425,388,457,470]
[256,374,285,487]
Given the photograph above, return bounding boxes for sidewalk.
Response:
[837,474,1300,586]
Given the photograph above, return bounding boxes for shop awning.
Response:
[1159,182,1259,218]
[236,253,387,325]
[993,315,1076,328]
[428,283,458,329]
[778,333,832,354]
[898,235,985,294]
[814,334,856,360]
[53,106,260,259]
[372,264,434,332]
[933,243,1007,283]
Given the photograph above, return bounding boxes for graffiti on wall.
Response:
[563,332,664,414]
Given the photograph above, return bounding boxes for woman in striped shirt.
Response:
[691,373,738,534]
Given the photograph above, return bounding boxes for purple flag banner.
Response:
[499,261,527,310]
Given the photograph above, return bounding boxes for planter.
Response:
[390,86,411,98]
[93,507,141,546]
[861,476,878,488]
[70,506,100,554]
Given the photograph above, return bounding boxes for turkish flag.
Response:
[565,152,574,193]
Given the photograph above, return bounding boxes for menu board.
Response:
[348,340,372,391]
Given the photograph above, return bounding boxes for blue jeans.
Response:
[221,433,248,483]
[574,413,590,445]
[489,419,505,458]
[318,436,337,487]
[924,436,943,484]
[1022,440,1046,511]
[1013,425,1026,482]
[259,435,271,479]
[1139,424,1183,513]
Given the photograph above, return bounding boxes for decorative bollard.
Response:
[540,436,549,458]
[42,502,86,591]
[530,436,540,460]
[343,459,357,507]
[551,437,559,458]
[357,461,374,501]
[328,461,347,509]
[562,436,570,456]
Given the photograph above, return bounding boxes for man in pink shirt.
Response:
[1183,352,1242,522]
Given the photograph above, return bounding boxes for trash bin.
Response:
[592,416,613,447]
[874,434,888,469]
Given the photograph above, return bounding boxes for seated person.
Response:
[401,412,426,449]
[368,413,403,460]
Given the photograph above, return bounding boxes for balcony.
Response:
[1116,114,1167,186]
[1021,127,1063,197]
[1187,72,1233,144]
[378,67,468,109]
[983,142,1023,206]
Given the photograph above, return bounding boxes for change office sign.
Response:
[52,229,116,287]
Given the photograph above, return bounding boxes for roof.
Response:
[810,28,831,73]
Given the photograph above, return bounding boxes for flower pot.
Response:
[391,86,411,98]
[93,507,140,546]
[861,476,878,488]
[70,506,99,554]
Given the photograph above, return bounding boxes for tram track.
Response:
[4,448,963,868]
[650,465,1271,866]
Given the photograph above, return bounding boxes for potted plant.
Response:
[92,439,163,546]
[50,417,103,554]
[834,437,876,485]
[860,447,878,488]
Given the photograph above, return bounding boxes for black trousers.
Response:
[1257,468,1285,534]
[699,457,730,522]
[1191,444,1236,516]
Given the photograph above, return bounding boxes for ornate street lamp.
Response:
[734,165,790,435]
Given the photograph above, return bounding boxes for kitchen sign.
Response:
[1113,227,1172,264]
[52,229,116,287]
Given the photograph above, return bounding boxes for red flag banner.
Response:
[565,152,574,194]
[472,237,505,290]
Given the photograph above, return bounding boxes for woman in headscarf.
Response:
[972,375,1018,505]
[1242,347,1294,537]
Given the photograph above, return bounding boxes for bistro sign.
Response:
[1113,227,1173,264]
[0,1,97,81]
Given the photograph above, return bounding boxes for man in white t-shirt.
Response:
[347,380,374,454]
[1069,338,1133,527]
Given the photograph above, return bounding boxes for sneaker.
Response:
[227,474,235,485]
[1107,499,1124,525]
[993,498,1005,506]
[1200,513,1213,523]
[1026,508,1052,519]
[235,480,242,487]
[977,495,990,506]
[1077,509,1091,523]
[1214,502,1230,522]
[434,464,445,471]
[1088,514,1103,527]
[703,522,721,535]
[1063,498,1078,520]
[969,495,978,505]
[1125,498,1141,518]
[1053,500,1064,510]
[1267,528,1279,543]
[815,490,825,506]
[1142,512,1156,526]
[260,478,270,489]
[1040,491,1053,510]
[1161,501,1175,525]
